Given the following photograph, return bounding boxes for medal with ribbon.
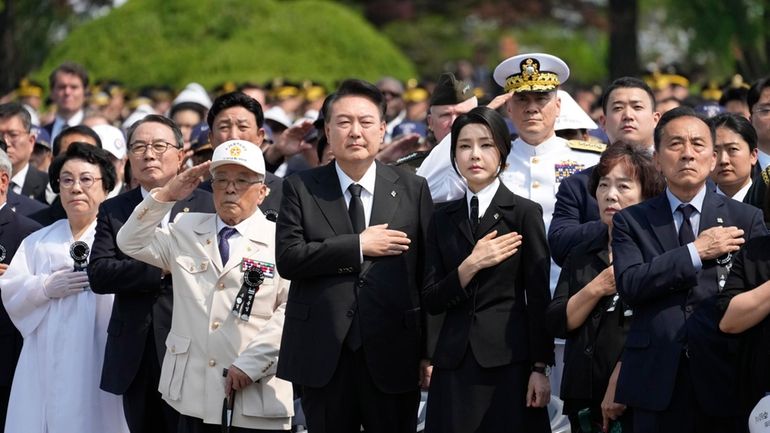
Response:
[232,267,264,321]
[70,241,90,271]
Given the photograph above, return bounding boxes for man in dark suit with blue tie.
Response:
[89,115,214,433]
[0,148,41,431]
[612,106,768,432]
[276,79,433,433]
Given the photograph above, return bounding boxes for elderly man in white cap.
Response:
[418,53,603,395]
[117,139,293,432]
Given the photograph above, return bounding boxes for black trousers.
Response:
[425,348,550,433]
[301,346,420,433]
[177,414,287,433]
[633,355,742,433]
[123,329,179,433]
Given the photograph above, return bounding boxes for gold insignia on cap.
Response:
[504,58,561,94]
[567,139,606,154]
[228,145,242,158]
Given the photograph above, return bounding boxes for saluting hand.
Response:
[154,161,211,203]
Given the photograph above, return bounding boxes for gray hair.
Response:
[0,149,13,175]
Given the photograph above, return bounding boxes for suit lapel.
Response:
[369,162,400,227]
[648,193,679,252]
[170,190,197,222]
[447,199,474,245]
[309,164,354,235]
[476,184,515,236]
[699,189,725,233]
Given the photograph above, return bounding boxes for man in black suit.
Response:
[612,107,768,432]
[276,79,433,433]
[203,92,283,221]
[42,62,88,141]
[549,77,660,266]
[89,115,214,433]
[0,149,41,430]
[0,103,48,204]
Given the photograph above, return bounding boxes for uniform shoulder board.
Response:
[567,139,606,154]
[762,166,770,186]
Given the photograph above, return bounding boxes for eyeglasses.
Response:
[753,107,770,118]
[0,130,28,143]
[211,177,263,191]
[128,140,180,155]
[59,175,102,189]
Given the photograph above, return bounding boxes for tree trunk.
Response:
[608,0,639,80]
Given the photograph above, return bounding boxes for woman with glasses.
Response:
[0,142,128,433]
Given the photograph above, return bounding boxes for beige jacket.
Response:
[117,193,293,430]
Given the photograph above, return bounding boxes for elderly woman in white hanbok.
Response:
[0,143,128,433]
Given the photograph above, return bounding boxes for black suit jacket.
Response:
[28,196,66,226]
[6,191,47,217]
[612,189,767,412]
[276,161,433,393]
[20,165,48,204]
[88,187,214,394]
[0,205,41,387]
[422,184,553,370]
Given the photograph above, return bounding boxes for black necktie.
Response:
[348,184,366,233]
[218,226,238,265]
[470,195,479,233]
[678,204,696,246]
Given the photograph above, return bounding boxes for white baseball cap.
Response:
[555,90,598,131]
[750,395,770,433]
[209,140,265,176]
[92,124,127,159]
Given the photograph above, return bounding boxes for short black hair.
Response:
[53,124,102,156]
[126,114,184,150]
[450,106,511,178]
[169,101,207,121]
[49,141,116,194]
[708,112,758,152]
[48,62,89,90]
[747,77,770,112]
[601,77,657,114]
[590,141,665,200]
[719,87,748,107]
[653,106,715,152]
[207,92,264,129]
[323,79,387,123]
[0,102,32,132]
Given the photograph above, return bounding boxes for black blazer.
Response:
[276,161,433,393]
[422,183,553,369]
[88,187,214,394]
[20,165,48,204]
[546,231,629,409]
[716,235,770,419]
[0,205,41,387]
[612,189,767,412]
[6,191,47,217]
[28,196,66,226]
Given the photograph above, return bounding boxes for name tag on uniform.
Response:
[241,258,275,278]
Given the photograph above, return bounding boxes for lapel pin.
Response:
[494,213,500,220]
[183,207,190,213]
[717,217,724,224]
[206,239,212,245]
[390,190,397,197]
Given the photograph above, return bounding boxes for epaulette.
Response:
[762,166,770,186]
[567,139,606,154]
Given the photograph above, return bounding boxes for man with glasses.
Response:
[117,139,292,432]
[89,114,214,433]
[0,103,48,204]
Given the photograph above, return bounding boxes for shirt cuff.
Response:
[358,235,363,263]
[687,243,702,271]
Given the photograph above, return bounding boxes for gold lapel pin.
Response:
[183,207,190,213]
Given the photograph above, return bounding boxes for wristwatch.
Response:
[531,364,551,377]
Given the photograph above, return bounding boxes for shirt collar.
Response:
[56,109,84,127]
[335,161,377,196]
[465,178,500,219]
[666,184,707,215]
[716,179,753,202]
[11,163,29,186]
[215,215,250,236]
[512,134,564,156]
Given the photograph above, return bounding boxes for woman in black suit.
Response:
[545,142,664,433]
[422,106,553,433]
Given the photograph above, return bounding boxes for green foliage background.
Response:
[31,0,416,90]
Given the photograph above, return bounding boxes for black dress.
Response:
[545,231,633,432]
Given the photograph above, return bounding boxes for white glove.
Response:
[43,269,90,299]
